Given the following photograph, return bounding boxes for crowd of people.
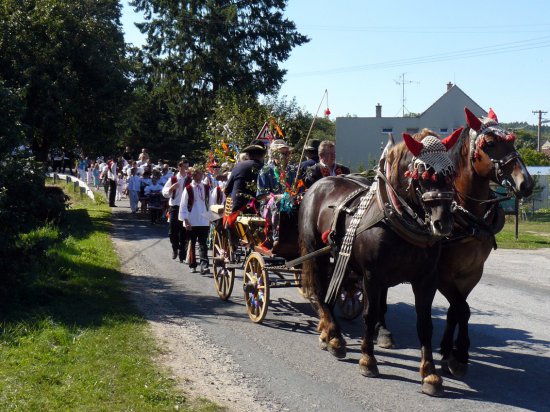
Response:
[57,139,350,274]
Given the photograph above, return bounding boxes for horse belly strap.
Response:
[324,182,378,306]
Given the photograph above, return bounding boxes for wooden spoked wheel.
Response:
[243,252,270,323]
[212,228,235,301]
[337,280,364,320]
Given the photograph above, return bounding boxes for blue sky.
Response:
[121,1,550,125]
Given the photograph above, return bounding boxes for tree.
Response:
[128,0,309,161]
[0,0,129,160]
[203,90,336,165]
[518,147,550,166]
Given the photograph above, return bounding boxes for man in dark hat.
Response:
[223,143,266,218]
[298,139,320,181]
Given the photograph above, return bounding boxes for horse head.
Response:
[465,107,534,198]
[401,128,462,237]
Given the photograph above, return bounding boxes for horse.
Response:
[299,128,461,396]
[376,107,534,378]
[437,107,533,377]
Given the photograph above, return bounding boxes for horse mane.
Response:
[386,141,412,198]
[385,128,436,198]
[446,127,471,176]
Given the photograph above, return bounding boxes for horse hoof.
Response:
[318,337,328,351]
[377,333,395,349]
[328,345,347,359]
[421,381,444,397]
[448,358,468,378]
[359,363,380,378]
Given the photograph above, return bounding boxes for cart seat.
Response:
[236,215,266,227]
[210,204,225,215]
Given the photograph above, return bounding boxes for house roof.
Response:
[421,84,487,118]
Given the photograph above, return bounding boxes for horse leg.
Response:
[440,303,458,374]
[359,280,380,377]
[448,299,471,378]
[375,286,395,349]
[303,252,347,358]
[412,279,444,397]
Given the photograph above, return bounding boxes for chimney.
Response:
[447,82,453,91]
[375,103,382,118]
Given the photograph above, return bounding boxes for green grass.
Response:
[495,212,550,249]
[0,182,222,411]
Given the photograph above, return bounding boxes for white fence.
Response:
[46,172,96,202]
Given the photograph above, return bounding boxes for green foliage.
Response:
[0,0,129,160]
[0,159,69,294]
[125,0,309,164]
[0,190,215,411]
[518,147,550,166]
[0,80,26,156]
[203,91,336,165]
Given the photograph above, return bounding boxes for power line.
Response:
[290,36,550,77]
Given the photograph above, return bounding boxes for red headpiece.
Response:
[465,107,482,131]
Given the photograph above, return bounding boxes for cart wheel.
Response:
[337,283,364,320]
[212,228,235,301]
[243,252,269,323]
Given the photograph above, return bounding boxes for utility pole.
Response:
[532,110,547,151]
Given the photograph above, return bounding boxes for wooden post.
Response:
[515,197,519,240]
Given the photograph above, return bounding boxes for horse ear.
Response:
[402,133,423,156]
[379,133,395,166]
[441,127,463,151]
[464,107,482,131]
[487,107,499,122]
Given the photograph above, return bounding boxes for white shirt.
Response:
[178,181,210,227]
[162,172,187,206]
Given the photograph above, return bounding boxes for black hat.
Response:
[241,144,266,155]
[304,139,321,151]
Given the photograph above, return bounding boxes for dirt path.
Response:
[111,206,281,412]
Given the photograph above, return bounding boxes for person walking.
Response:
[162,159,191,262]
[127,167,141,214]
[107,157,118,207]
[178,167,211,274]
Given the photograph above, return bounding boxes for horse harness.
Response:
[323,167,448,305]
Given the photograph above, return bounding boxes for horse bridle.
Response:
[469,126,522,194]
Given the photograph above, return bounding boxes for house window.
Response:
[406,128,419,134]
[440,128,448,133]
[382,128,393,133]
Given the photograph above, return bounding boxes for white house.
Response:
[336,83,487,171]
[527,166,550,211]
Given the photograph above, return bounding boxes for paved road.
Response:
[111,199,550,412]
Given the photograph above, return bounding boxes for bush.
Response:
[0,157,69,298]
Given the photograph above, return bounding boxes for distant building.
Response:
[336,82,487,171]
[541,140,550,160]
[527,166,550,211]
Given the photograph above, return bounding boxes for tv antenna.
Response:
[394,73,419,117]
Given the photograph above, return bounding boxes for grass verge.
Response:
[0,182,221,411]
[495,213,550,249]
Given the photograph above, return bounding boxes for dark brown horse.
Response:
[376,108,534,378]
[299,129,461,396]
[437,107,534,377]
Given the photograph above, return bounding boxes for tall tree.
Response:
[0,0,129,160]
[128,0,309,161]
